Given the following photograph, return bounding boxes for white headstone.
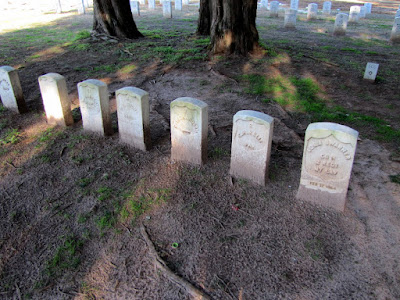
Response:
[322,1,331,15]
[296,122,359,211]
[349,6,360,23]
[0,66,27,114]
[183,0,189,5]
[175,0,182,10]
[130,1,140,16]
[359,6,366,18]
[395,10,400,19]
[77,0,85,14]
[269,1,279,17]
[230,110,274,186]
[290,0,298,10]
[148,0,155,10]
[77,79,112,136]
[170,97,208,166]
[163,1,172,18]
[364,3,372,14]
[391,17,400,43]
[116,87,150,151]
[260,0,268,9]
[363,63,379,81]
[333,13,348,36]
[307,3,318,20]
[139,0,146,5]
[284,9,297,29]
[38,73,73,126]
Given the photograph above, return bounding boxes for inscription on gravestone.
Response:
[230,111,274,186]
[333,13,348,36]
[296,122,358,211]
[170,97,208,165]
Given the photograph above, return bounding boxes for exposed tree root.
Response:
[140,224,211,300]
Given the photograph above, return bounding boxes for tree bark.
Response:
[197,0,211,35]
[93,0,143,39]
[210,0,259,55]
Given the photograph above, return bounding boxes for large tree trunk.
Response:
[197,0,211,35]
[210,0,259,55]
[93,0,143,39]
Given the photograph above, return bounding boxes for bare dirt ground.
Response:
[1,1,400,299]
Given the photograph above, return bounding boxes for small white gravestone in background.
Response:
[175,0,182,10]
[284,9,297,29]
[322,1,331,15]
[296,122,359,212]
[163,1,172,18]
[260,0,268,9]
[116,87,150,151]
[269,1,279,17]
[148,0,155,10]
[395,10,400,18]
[77,79,112,136]
[55,0,62,13]
[130,1,140,16]
[364,3,372,14]
[359,6,366,18]
[349,6,360,22]
[307,3,318,20]
[170,97,208,166]
[391,17,400,43]
[183,0,189,5]
[0,66,27,114]
[333,13,348,36]
[230,110,274,186]
[38,73,73,126]
[363,63,379,81]
[139,0,146,5]
[290,0,298,11]
[77,0,85,14]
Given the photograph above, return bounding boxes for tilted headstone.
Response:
[0,66,27,114]
[269,1,279,17]
[170,97,208,165]
[364,3,372,14]
[148,0,155,10]
[230,111,274,186]
[38,73,73,126]
[322,1,331,15]
[307,3,318,20]
[163,1,172,18]
[349,6,360,23]
[333,13,348,36]
[175,0,182,10]
[116,87,150,151]
[296,122,359,212]
[260,0,268,9]
[77,79,112,136]
[395,10,400,19]
[284,9,297,29]
[391,17,400,43]
[77,0,85,14]
[130,1,140,16]
[363,62,379,81]
[55,0,62,13]
[359,6,366,18]
[290,0,298,10]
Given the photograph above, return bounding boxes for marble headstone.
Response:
[284,9,297,29]
[349,6,360,23]
[163,1,172,18]
[269,1,279,17]
[322,1,331,15]
[391,17,400,43]
[363,62,379,81]
[307,3,318,20]
[333,13,348,36]
[0,66,27,113]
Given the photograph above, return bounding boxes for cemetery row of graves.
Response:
[1,65,359,212]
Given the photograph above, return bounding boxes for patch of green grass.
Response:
[305,238,324,261]
[0,128,21,145]
[389,174,400,184]
[46,236,83,277]
[35,128,55,148]
[73,30,91,41]
[193,37,210,46]
[97,186,113,202]
[96,211,116,232]
[69,43,90,51]
[77,177,92,188]
[340,47,362,54]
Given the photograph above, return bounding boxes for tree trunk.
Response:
[93,0,143,39]
[210,0,259,55]
[197,0,211,35]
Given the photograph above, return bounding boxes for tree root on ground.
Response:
[140,224,211,300]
